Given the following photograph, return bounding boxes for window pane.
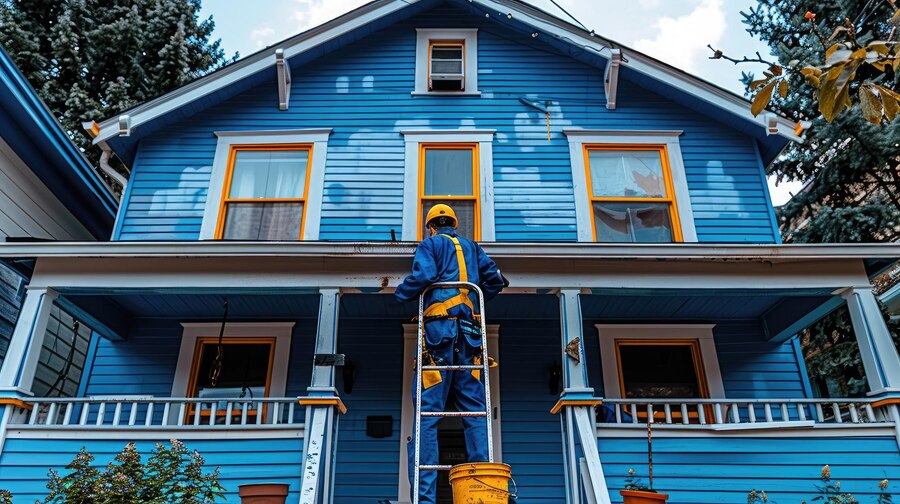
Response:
[223,202,302,240]
[432,60,463,74]
[619,344,702,398]
[229,150,309,199]
[588,150,666,198]
[422,200,475,239]
[194,342,272,399]
[424,149,473,196]
[432,46,462,61]
[593,202,673,243]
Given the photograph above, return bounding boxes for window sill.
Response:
[411,91,482,97]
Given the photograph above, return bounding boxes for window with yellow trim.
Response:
[418,143,480,240]
[428,41,465,91]
[216,145,312,240]
[186,337,275,402]
[615,340,708,399]
[584,145,682,243]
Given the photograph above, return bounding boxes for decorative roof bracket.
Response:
[604,49,621,110]
[276,49,292,111]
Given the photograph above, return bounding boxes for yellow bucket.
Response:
[448,462,514,504]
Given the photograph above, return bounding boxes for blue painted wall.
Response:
[0,436,303,503]
[84,318,317,397]
[598,436,900,503]
[117,3,778,243]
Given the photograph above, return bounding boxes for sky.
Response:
[199,0,804,205]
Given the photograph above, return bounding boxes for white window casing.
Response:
[397,323,502,500]
[414,28,480,96]
[401,129,496,241]
[596,324,724,399]
[564,129,697,242]
[199,129,332,240]
[171,322,295,399]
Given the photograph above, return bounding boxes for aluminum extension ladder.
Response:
[412,281,494,504]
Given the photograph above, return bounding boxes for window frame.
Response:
[199,129,331,240]
[171,322,294,402]
[401,129,495,241]
[564,130,697,242]
[614,338,710,399]
[427,40,466,92]
[582,144,683,243]
[596,324,724,400]
[214,144,314,240]
[184,336,277,401]
[414,29,479,96]
[417,142,480,241]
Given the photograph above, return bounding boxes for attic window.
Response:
[429,42,465,91]
[415,29,479,96]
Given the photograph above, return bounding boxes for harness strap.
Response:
[423,235,474,317]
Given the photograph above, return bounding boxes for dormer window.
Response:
[429,42,465,91]
[415,29,479,96]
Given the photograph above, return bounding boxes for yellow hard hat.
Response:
[425,204,458,229]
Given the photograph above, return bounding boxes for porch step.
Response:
[420,411,487,417]
[422,364,481,371]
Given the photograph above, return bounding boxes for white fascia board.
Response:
[93,0,418,143]
[0,241,898,261]
[472,0,801,143]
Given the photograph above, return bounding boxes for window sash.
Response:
[614,339,710,399]
[418,143,479,240]
[216,145,313,240]
[428,41,465,91]
[583,145,682,242]
[186,337,276,400]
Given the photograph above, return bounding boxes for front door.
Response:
[399,323,502,502]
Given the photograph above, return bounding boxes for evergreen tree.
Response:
[0,0,235,179]
[737,0,900,395]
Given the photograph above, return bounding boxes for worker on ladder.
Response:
[396,203,507,503]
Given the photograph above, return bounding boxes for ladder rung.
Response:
[419,464,452,471]
[422,365,482,371]
[421,411,487,417]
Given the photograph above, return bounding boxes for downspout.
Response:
[98,146,128,198]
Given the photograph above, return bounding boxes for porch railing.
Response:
[6,397,304,429]
[598,398,894,428]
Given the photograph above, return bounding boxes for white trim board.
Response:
[199,129,332,240]
[397,323,502,500]
[6,426,305,440]
[401,129,496,241]
[596,324,724,399]
[413,28,480,96]
[564,130,697,243]
[595,424,897,438]
[171,322,295,401]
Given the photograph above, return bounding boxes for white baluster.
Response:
[832,403,842,423]
[748,404,756,423]
[865,404,876,422]
[256,402,263,425]
[664,404,672,424]
[697,404,706,425]
[225,402,233,426]
[288,402,295,424]
[714,403,723,424]
[96,402,106,425]
[193,402,201,426]
[274,403,281,425]
[241,402,249,425]
[849,403,860,423]
[128,403,138,426]
[79,402,90,425]
[47,403,59,426]
[28,403,40,425]
[112,402,123,426]
[62,403,73,426]
[647,404,653,425]
[177,402,186,426]
[680,403,688,425]
[145,403,154,427]
[815,403,824,423]
[797,403,806,421]
[781,403,789,421]
[162,402,172,426]
[764,403,773,423]
[209,402,217,426]
[731,403,740,423]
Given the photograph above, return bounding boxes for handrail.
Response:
[597,398,893,428]
[6,397,304,429]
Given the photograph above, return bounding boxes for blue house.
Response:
[1,1,899,503]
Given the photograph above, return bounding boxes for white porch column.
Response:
[842,287,900,394]
[300,288,344,504]
[556,289,609,504]
[0,287,57,392]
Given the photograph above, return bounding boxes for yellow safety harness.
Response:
[420,235,495,387]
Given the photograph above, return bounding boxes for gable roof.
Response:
[94,0,799,164]
[0,45,117,240]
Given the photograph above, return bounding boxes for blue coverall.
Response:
[395,227,506,503]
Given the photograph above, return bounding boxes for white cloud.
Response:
[250,26,276,48]
[633,0,726,73]
[637,0,661,9]
[292,0,370,32]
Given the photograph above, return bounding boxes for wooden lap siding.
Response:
[117,4,777,243]
[83,318,317,397]
[0,437,303,503]
[597,436,900,503]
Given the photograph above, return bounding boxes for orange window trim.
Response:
[214,144,314,240]
[614,339,710,399]
[427,40,466,91]
[417,142,480,241]
[582,144,683,242]
[185,336,277,401]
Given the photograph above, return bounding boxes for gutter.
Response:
[0,241,896,261]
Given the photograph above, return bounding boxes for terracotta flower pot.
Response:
[238,483,290,504]
[620,489,669,504]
